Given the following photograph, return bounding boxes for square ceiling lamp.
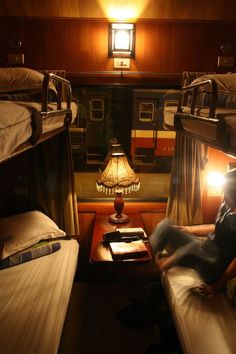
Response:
[108,23,135,58]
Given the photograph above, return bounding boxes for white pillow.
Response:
[0,211,66,260]
[191,73,236,95]
[0,67,56,93]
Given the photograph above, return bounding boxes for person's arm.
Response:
[175,224,215,236]
[198,257,236,295]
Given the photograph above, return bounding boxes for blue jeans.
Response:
[149,219,226,284]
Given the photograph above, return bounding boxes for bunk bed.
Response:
[0,67,79,354]
[164,73,236,155]
[0,67,78,162]
[161,72,236,354]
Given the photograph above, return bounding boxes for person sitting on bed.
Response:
[149,168,236,297]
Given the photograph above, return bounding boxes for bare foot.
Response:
[155,254,176,272]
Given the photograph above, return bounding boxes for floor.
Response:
[58,281,161,354]
[58,204,182,354]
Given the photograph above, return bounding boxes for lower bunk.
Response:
[162,266,236,354]
[0,237,79,354]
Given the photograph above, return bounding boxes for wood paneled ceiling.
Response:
[0,0,236,22]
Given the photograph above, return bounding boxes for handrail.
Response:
[30,73,73,145]
[177,79,218,118]
[42,73,72,112]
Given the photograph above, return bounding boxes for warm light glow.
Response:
[206,171,224,196]
[96,144,140,195]
[207,172,224,188]
[97,0,149,20]
[108,6,136,20]
[114,30,130,50]
[96,143,140,224]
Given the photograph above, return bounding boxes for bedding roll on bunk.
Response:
[0,67,77,159]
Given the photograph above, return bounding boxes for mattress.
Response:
[178,109,236,148]
[162,266,236,354]
[0,100,78,161]
[163,105,190,129]
[164,105,236,149]
[0,239,79,354]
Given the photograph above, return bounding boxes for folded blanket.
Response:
[0,241,61,269]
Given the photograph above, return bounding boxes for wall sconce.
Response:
[108,23,135,59]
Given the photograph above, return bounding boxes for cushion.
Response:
[181,71,214,106]
[0,240,61,269]
[226,95,236,109]
[191,73,236,95]
[182,71,213,87]
[0,211,66,260]
[0,67,56,93]
[226,276,236,308]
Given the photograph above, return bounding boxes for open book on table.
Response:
[109,239,149,260]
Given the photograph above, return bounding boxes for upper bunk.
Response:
[163,72,236,156]
[0,67,78,164]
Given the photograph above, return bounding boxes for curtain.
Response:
[31,129,79,235]
[166,133,207,226]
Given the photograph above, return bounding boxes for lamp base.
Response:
[108,213,129,224]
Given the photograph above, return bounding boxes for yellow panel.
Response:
[131,129,175,138]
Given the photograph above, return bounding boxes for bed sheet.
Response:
[162,266,236,354]
[0,239,79,354]
[0,100,77,161]
[163,105,190,129]
[164,105,236,128]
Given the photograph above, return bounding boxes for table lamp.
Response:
[96,144,140,224]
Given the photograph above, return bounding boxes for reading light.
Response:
[96,144,140,224]
[108,23,135,58]
[206,171,224,196]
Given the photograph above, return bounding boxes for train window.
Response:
[89,99,104,120]
[139,102,154,121]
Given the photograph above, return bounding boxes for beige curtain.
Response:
[0,129,79,235]
[31,129,79,235]
[166,133,207,226]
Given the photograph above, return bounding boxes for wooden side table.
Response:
[89,213,151,264]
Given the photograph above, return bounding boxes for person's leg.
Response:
[149,219,203,271]
[149,218,198,255]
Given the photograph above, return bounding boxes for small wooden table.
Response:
[89,213,151,264]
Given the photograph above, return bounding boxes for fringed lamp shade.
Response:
[96,144,140,223]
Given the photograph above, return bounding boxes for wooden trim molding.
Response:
[77,201,167,214]
[67,71,181,86]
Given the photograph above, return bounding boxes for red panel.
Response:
[131,137,175,157]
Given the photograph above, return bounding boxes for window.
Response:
[139,102,154,121]
[89,99,104,120]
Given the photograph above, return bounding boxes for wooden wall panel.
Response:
[1,0,236,22]
[133,21,236,73]
[0,17,236,77]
